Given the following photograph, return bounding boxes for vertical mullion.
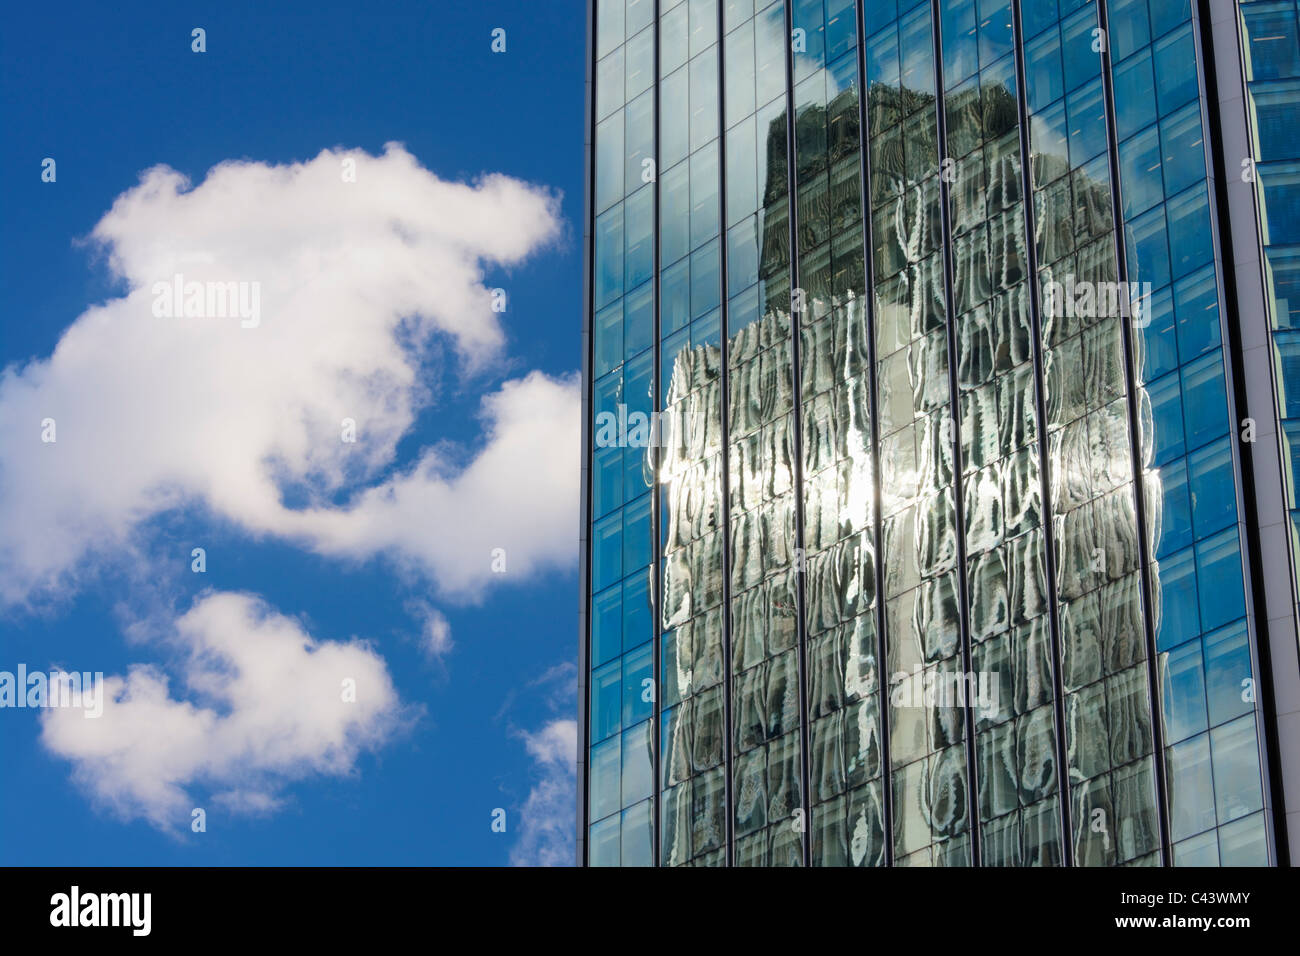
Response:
[782,0,814,867]
[929,0,983,867]
[580,0,599,870]
[1094,0,1172,866]
[651,0,664,869]
[854,0,895,868]
[716,0,736,868]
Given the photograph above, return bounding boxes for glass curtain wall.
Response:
[1242,1,1300,604]
[1109,0,1267,866]
[790,0,885,867]
[864,0,975,867]
[942,0,1067,867]
[589,0,659,868]
[659,0,729,868]
[722,0,805,867]
[584,0,1277,867]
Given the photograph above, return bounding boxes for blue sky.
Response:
[0,0,585,865]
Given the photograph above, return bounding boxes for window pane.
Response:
[662,67,690,169]
[625,281,654,359]
[692,238,722,319]
[592,658,623,742]
[1153,26,1198,114]
[691,142,722,248]
[622,644,655,727]
[1195,529,1244,633]
[623,572,653,653]
[725,18,756,124]
[589,814,621,865]
[593,585,624,668]
[1203,620,1253,727]
[595,300,624,378]
[596,113,625,213]
[621,800,654,865]
[661,0,689,78]
[1161,638,1207,743]
[621,719,655,805]
[690,47,720,152]
[590,735,622,820]
[1187,438,1237,538]
[1210,715,1264,824]
[595,204,625,309]
[626,90,655,195]
[1166,733,1216,841]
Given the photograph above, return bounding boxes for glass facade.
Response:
[1244,3,1300,622]
[582,0,1294,865]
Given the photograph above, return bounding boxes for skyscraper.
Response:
[579,0,1300,866]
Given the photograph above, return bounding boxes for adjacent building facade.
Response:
[580,0,1300,865]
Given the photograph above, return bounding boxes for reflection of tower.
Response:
[657,330,726,866]
[865,70,1165,864]
[660,284,891,865]
[1032,105,1165,866]
[585,0,1291,871]
[652,50,811,859]
[656,302,806,865]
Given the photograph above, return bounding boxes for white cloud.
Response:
[509,718,577,867]
[407,601,453,660]
[276,369,579,598]
[0,143,577,607]
[40,591,404,829]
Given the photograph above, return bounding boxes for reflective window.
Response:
[582,0,1276,867]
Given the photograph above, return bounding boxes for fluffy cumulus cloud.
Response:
[4,145,581,831]
[40,591,404,828]
[509,719,577,867]
[0,143,578,607]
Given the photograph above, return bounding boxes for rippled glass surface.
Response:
[1023,0,1161,867]
[943,0,1065,868]
[867,0,975,867]
[584,0,1274,867]
[792,0,885,868]
[657,0,730,868]
[724,0,807,867]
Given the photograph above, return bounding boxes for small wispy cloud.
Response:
[509,719,577,867]
[406,600,454,661]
